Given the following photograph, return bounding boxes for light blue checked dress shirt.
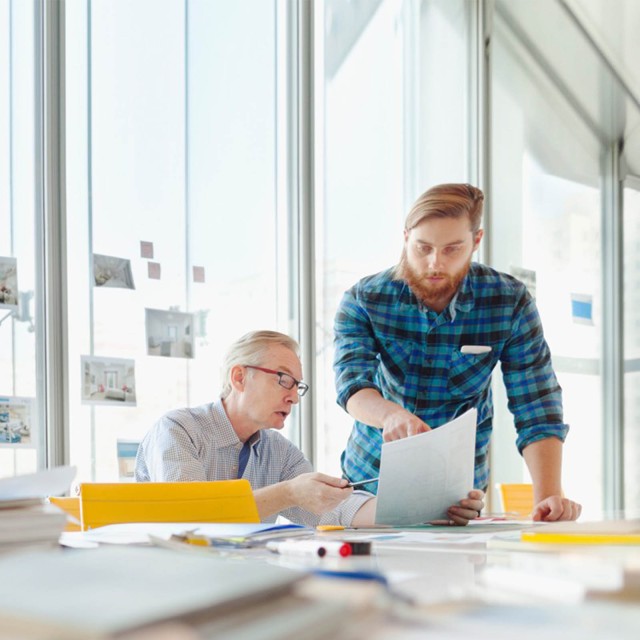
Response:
[334,263,569,493]
[135,399,372,526]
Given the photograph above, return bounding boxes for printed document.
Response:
[375,408,477,525]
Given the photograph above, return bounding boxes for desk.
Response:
[1,522,639,639]
[267,523,640,639]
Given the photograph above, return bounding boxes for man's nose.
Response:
[285,387,300,404]
[427,250,441,269]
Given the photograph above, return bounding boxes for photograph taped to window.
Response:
[145,308,195,359]
[0,257,19,310]
[93,254,136,290]
[81,356,137,407]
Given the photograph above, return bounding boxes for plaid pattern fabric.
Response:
[135,400,371,526]
[334,263,569,492]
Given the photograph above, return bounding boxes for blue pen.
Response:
[312,568,388,586]
[312,568,414,605]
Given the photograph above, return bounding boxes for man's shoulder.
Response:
[469,263,529,298]
[260,428,302,451]
[157,402,217,430]
[348,267,403,299]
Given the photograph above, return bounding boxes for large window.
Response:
[314,0,474,475]
[488,0,627,518]
[65,0,293,482]
[623,179,640,516]
[0,0,40,476]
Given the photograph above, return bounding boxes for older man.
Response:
[136,330,483,526]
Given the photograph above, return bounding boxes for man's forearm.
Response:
[253,482,293,521]
[522,437,564,503]
[345,388,399,428]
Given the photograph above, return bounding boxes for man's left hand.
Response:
[430,489,485,526]
[532,495,582,521]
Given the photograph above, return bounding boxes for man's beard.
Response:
[397,251,471,310]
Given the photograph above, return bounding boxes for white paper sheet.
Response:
[62,521,309,546]
[375,408,477,525]
[0,465,76,501]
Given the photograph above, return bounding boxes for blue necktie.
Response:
[237,441,251,478]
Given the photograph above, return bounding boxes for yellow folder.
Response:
[79,480,260,530]
[521,519,640,546]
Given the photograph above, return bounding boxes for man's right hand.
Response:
[285,472,353,515]
[381,406,431,441]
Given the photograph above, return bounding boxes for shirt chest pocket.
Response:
[447,348,496,398]
[378,338,425,383]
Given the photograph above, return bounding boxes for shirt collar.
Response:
[211,399,262,451]
[447,269,475,320]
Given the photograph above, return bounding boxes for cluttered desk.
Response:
[1,468,639,640]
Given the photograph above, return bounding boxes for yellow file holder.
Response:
[79,480,260,530]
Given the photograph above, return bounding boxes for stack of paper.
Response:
[0,466,76,553]
[0,500,67,553]
[0,546,349,639]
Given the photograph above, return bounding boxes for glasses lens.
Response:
[277,372,296,390]
[297,383,309,397]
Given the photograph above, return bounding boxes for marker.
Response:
[266,539,353,558]
[346,477,379,488]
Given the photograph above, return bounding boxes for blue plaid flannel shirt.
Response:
[334,263,569,492]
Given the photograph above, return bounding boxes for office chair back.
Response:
[495,482,534,517]
[48,495,82,532]
[79,479,260,530]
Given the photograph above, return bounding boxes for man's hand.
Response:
[430,489,485,526]
[286,473,353,515]
[532,495,581,521]
[381,406,431,441]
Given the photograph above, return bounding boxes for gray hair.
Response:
[220,330,300,399]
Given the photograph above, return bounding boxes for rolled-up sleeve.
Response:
[500,292,569,452]
[333,288,382,410]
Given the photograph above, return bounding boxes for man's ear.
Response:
[473,229,484,251]
[229,365,246,392]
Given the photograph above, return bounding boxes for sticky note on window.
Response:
[571,293,593,325]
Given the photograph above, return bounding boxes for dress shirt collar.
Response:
[210,399,262,451]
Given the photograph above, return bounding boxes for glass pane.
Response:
[65,0,284,482]
[623,182,640,516]
[0,0,41,476]
[490,4,603,517]
[315,0,472,475]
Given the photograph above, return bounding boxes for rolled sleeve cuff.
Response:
[516,423,570,454]
[320,491,375,527]
[336,382,381,411]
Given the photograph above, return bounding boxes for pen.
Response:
[346,477,379,488]
[266,539,353,558]
[312,568,388,586]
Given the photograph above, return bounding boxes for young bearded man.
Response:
[334,184,581,522]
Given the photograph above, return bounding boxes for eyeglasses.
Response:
[244,365,309,397]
